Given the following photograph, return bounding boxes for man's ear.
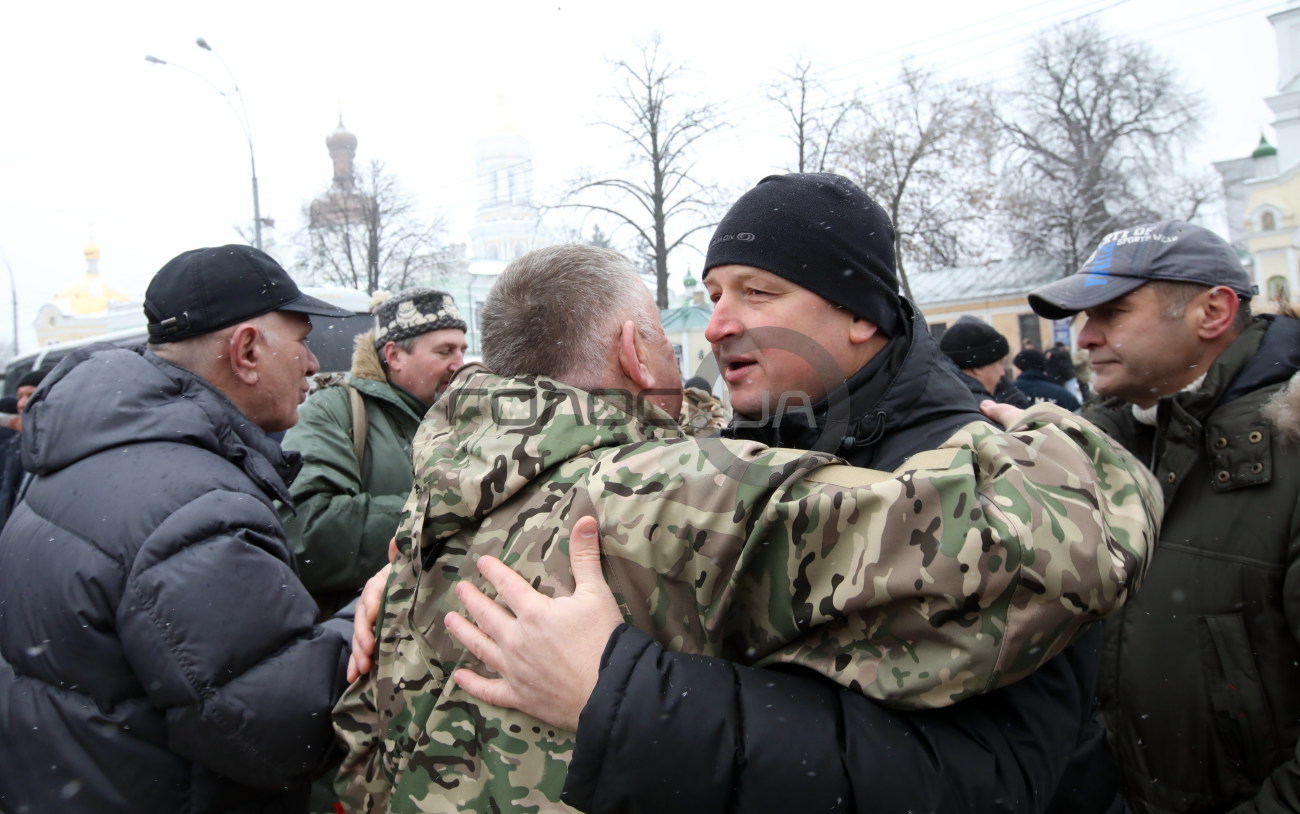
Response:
[1195,286,1240,341]
[382,341,404,372]
[848,316,881,346]
[228,323,262,385]
[616,320,654,390]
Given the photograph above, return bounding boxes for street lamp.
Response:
[145,38,264,251]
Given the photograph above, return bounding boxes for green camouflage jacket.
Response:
[334,368,1161,813]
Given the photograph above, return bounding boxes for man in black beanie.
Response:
[1013,348,1081,411]
[577,173,1126,811]
[701,172,989,469]
[0,369,46,528]
[423,173,1132,813]
[939,316,1032,407]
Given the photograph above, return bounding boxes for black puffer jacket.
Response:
[562,309,1121,814]
[0,345,350,814]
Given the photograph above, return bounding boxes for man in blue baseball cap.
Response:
[1031,220,1300,813]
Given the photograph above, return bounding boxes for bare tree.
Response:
[299,159,450,295]
[828,63,1001,301]
[768,57,854,173]
[999,21,1207,277]
[561,36,723,309]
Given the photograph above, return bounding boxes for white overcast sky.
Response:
[0,0,1286,352]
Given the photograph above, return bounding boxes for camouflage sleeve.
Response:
[589,402,1161,709]
[330,381,1161,810]
[678,386,730,437]
[330,485,428,813]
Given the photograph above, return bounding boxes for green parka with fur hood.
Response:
[1087,314,1300,814]
[281,332,427,614]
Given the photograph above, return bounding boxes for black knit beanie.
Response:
[1013,349,1048,372]
[939,318,1009,369]
[702,173,902,336]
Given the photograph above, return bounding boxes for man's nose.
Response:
[1076,318,1100,350]
[704,298,740,344]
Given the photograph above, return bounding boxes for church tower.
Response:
[33,243,141,346]
[310,117,369,228]
[327,117,359,191]
[469,95,540,261]
[1267,4,1300,169]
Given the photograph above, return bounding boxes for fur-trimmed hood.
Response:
[350,330,387,383]
[1264,372,1300,446]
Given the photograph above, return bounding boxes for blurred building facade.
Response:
[1214,4,1300,307]
[33,243,142,347]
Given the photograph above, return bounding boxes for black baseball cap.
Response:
[144,245,352,343]
[1027,221,1257,320]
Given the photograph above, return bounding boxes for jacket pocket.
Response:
[1199,612,1277,791]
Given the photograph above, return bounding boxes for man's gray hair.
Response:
[1148,280,1252,334]
[482,245,659,389]
[148,323,237,377]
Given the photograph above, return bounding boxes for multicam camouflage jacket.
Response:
[334,367,1162,813]
[678,384,729,437]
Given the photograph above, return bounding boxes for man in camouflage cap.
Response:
[282,288,468,615]
[334,242,1161,812]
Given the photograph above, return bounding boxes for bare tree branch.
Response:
[559,35,725,308]
[998,20,1205,276]
[767,58,856,174]
[297,159,450,295]
[825,62,1002,300]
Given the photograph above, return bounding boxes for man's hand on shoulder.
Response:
[445,516,622,732]
[981,399,1027,428]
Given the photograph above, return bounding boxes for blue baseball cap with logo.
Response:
[1028,221,1256,320]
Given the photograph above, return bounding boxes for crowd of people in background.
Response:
[0,173,1295,814]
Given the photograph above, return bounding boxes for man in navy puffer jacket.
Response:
[0,245,355,813]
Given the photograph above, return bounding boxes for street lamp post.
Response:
[145,38,264,251]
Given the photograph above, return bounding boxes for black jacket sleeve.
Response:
[563,624,1119,814]
[117,489,351,790]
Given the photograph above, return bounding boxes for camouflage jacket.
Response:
[334,368,1161,812]
[678,384,729,437]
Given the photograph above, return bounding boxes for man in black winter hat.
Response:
[418,173,1139,813]
[1013,348,1081,411]
[699,172,981,466]
[939,316,1031,407]
[281,288,468,615]
[0,369,46,528]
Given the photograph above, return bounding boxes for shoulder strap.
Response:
[344,384,367,466]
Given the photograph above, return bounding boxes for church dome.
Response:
[84,241,100,261]
[327,118,358,151]
[1253,134,1278,159]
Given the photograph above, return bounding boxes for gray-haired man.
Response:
[0,244,354,813]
